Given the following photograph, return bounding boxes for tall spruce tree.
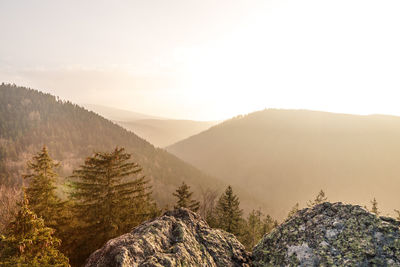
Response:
[22,146,71,258]
[23,146,65,228]
[0,191,69,266]
[214,185,243,236]
[173,182,200,212]
[69,147,157,265]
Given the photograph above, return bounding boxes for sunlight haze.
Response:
[3,2,400,264]
[1,0,400,120]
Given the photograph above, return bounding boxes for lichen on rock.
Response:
[85,208,251,267]
[252,202,400,266]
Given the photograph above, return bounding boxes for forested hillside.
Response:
[0,83,222,205]
[167,109,400,219]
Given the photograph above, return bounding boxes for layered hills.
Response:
[167,109,400,219]
[84,104,217,147]
[117,119,217,148]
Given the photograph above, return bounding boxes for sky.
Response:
[1,0,400,121]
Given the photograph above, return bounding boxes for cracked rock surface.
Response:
[252,202,400,266]
[85,208,251,267]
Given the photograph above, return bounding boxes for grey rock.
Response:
[252,202,400,267]
[325,229,339,239]
[85,208,251,267]
[287,243,318,266]
[380,216,400,226]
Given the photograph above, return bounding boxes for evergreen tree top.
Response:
[0,189,69,266]
[218,186,241,210]
[24,146,59,180]
[173,182,200,212]
[23,147,64,228]
[68,147,156,266]
[214,185,243,236]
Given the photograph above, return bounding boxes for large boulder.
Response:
[85,208,251,267]
[253,202,400,266]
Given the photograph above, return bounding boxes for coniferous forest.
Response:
[2,83,400,266]
[3,82,400,265]
[0,84,280,266]
[2,83,400,267]
[0,143,277,265]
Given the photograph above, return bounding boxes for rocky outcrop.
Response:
[86,203,400,266]
[85,208,251,267]
[253,202,400,266]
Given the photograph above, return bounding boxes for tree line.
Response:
[0,146,278,266]
[0,145,387,266]
[172,181,278,249]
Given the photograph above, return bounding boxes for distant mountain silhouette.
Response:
[118,119,217,147]
[82,104,164,121]
[0,84,222,206]
[83,104,218,147]
[167,109,400,219]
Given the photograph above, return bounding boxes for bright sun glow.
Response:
[1,0,400,120]
[168,0,400,120]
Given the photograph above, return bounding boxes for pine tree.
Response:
[69,147,157,266]
[23,146,66,229]
[173,182,200,212]
[0,191,69,266]
[22,146,72,258]
[370,198,379,215]
[214,185,243,236]
[307,190,328,207]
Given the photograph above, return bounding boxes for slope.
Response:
[0,83,222,206]
[167,109,400,219]
[82,104,164,121]
[117,119,217,147]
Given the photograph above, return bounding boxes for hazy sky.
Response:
[1,0,400,120]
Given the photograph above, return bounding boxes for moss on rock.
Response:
[253,202,400,266]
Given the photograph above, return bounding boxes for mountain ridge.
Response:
[117,119,217,147]
[83,104,218,147]
[82,103,166,121]
[167,108,400,219]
